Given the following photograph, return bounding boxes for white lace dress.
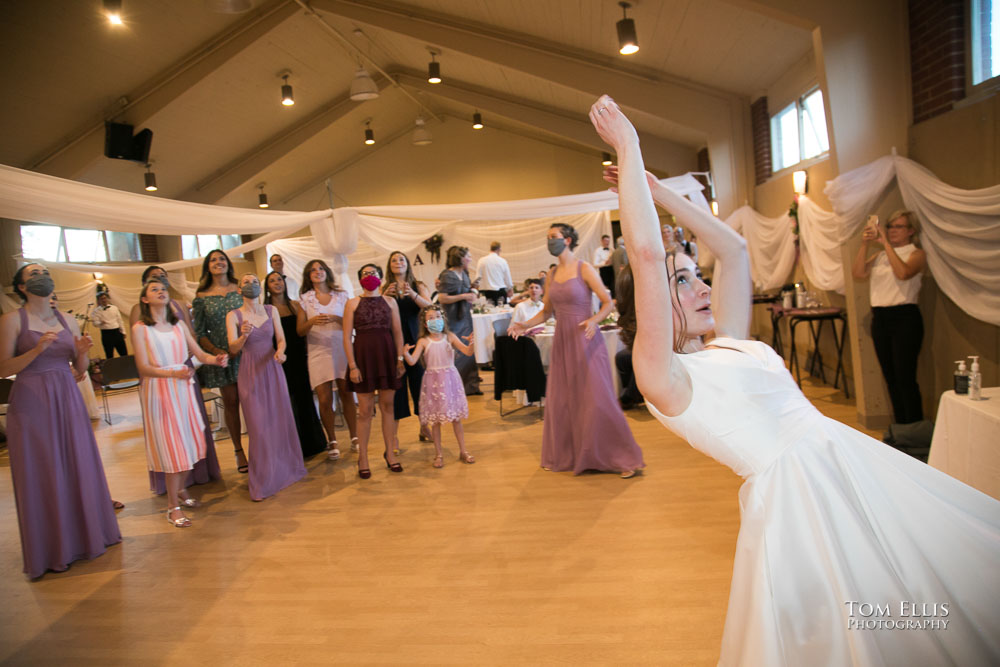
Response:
[298,289,349,388]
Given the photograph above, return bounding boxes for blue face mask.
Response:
[427,318,445,333]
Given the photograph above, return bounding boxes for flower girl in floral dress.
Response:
[401,305,476,468]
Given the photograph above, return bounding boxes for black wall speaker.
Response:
[103,122,154,162]
[104,122,134,159]
[132,128,153,164]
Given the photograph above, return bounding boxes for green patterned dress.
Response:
[192,291,242,388]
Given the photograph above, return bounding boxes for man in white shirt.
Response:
[475,241,514,305]
[270,253,300,300]
[90,291,128,358]
[593,234,614,295]
[512,280,545,325]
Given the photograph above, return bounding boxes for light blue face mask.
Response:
[427,318,445,333]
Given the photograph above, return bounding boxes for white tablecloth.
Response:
[928,387,1000,500]
[471,311,514,363]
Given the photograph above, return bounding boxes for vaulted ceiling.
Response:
[0,0,813,210]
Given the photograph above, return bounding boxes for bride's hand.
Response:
[589,95,639,152]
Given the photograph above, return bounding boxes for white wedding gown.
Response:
[648,338,999,666]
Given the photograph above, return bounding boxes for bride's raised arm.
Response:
[589,95,692,415]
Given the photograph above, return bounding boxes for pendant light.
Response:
[427,48,442,84]
[350,66,379,101]
[472,112,484,130]
[602,152,613,166]
[617,2,639,55]
[143,163,157,192]
[104,0,123,25]
[257,183,269,208]
[280,73,294,106]
[364,119,375,145]
[412,117,432,146]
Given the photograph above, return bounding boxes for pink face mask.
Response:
[360,275,381,292]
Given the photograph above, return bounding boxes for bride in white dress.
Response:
[588,95,999,666]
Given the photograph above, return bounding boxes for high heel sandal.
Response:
[459,452,476,464]
[358,463,371,479]
[327,440,341,461]
[350,436,359,453]
[166,507,192,528]
[419,427,433,442]
[234,447,248,474]
[383,452,403,473]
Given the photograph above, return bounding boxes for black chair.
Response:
[492,333,546,417]
[0,377,13,420]
[100,355,141,424]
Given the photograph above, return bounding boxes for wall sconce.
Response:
[793,170,808,195]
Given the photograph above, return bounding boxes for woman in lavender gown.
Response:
[509,225,644,478]
[226,274,306,501]
[0,264,121,578]
[129,265,223,494]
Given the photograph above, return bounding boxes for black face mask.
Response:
[24,274,55,297]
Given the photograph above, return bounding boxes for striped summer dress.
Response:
[138,323,207,473]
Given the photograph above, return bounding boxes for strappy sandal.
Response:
[432,455,444,468]
[350,436,360,453]
[234,447,248,474]
[166,507,192,528]
[327,440,341,460]
[459,452,475,464]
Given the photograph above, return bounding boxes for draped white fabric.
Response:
[269,211,610,295]
[726,206,797,291]
[826,154,1000,326]
[798,196,847,293]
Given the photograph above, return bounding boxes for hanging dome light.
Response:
[472,112,484,130]
[412,117,432,146]
[616,2,639,55]
[350,67,379,101]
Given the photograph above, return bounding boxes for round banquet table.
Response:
[471,310,514,363]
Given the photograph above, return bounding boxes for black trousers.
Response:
[871,304,923,424]
[481,289,506,305]
[392,358,425,420]
[101,328,128,358]
[615,348,643,405]
[599,266,615,298]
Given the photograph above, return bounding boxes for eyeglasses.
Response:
[360,270,379,277]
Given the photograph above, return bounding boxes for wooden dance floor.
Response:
[0,373,878,664]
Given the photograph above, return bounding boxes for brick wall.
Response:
[138,234,159,262]
[750,97,771,185]
[910,0,966,124]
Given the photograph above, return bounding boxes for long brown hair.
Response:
[299,259,343,294]
[139,279,179,327]
[615,256,688,354]
[382,250,422,295]
[197,249,237,292]
[263,270,288,305]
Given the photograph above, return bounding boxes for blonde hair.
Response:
[887,210,920,245]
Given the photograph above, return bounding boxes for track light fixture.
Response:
[602,152,613,166]
[412,117,432,146]
[364,119,375,145]
[427,48,442,84]
[104,0,123,25]
[616,2,639,55]
[350,66,379,101]
[280,72,294,106]
[144,163,157,192]
[257,183,269,209]
[472,111,484,130]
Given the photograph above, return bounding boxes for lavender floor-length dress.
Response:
[235,307,306,500]
[541,262,644,474]
[7,309,121,578]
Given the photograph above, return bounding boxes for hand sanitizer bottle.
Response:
[968,356,982,400]
[954,360,969,395]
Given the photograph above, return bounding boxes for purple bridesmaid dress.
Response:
[541,262,644,474]
[234,307,306,500]
[7,309,121,578]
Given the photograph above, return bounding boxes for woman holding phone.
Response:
[851,211,927,424]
